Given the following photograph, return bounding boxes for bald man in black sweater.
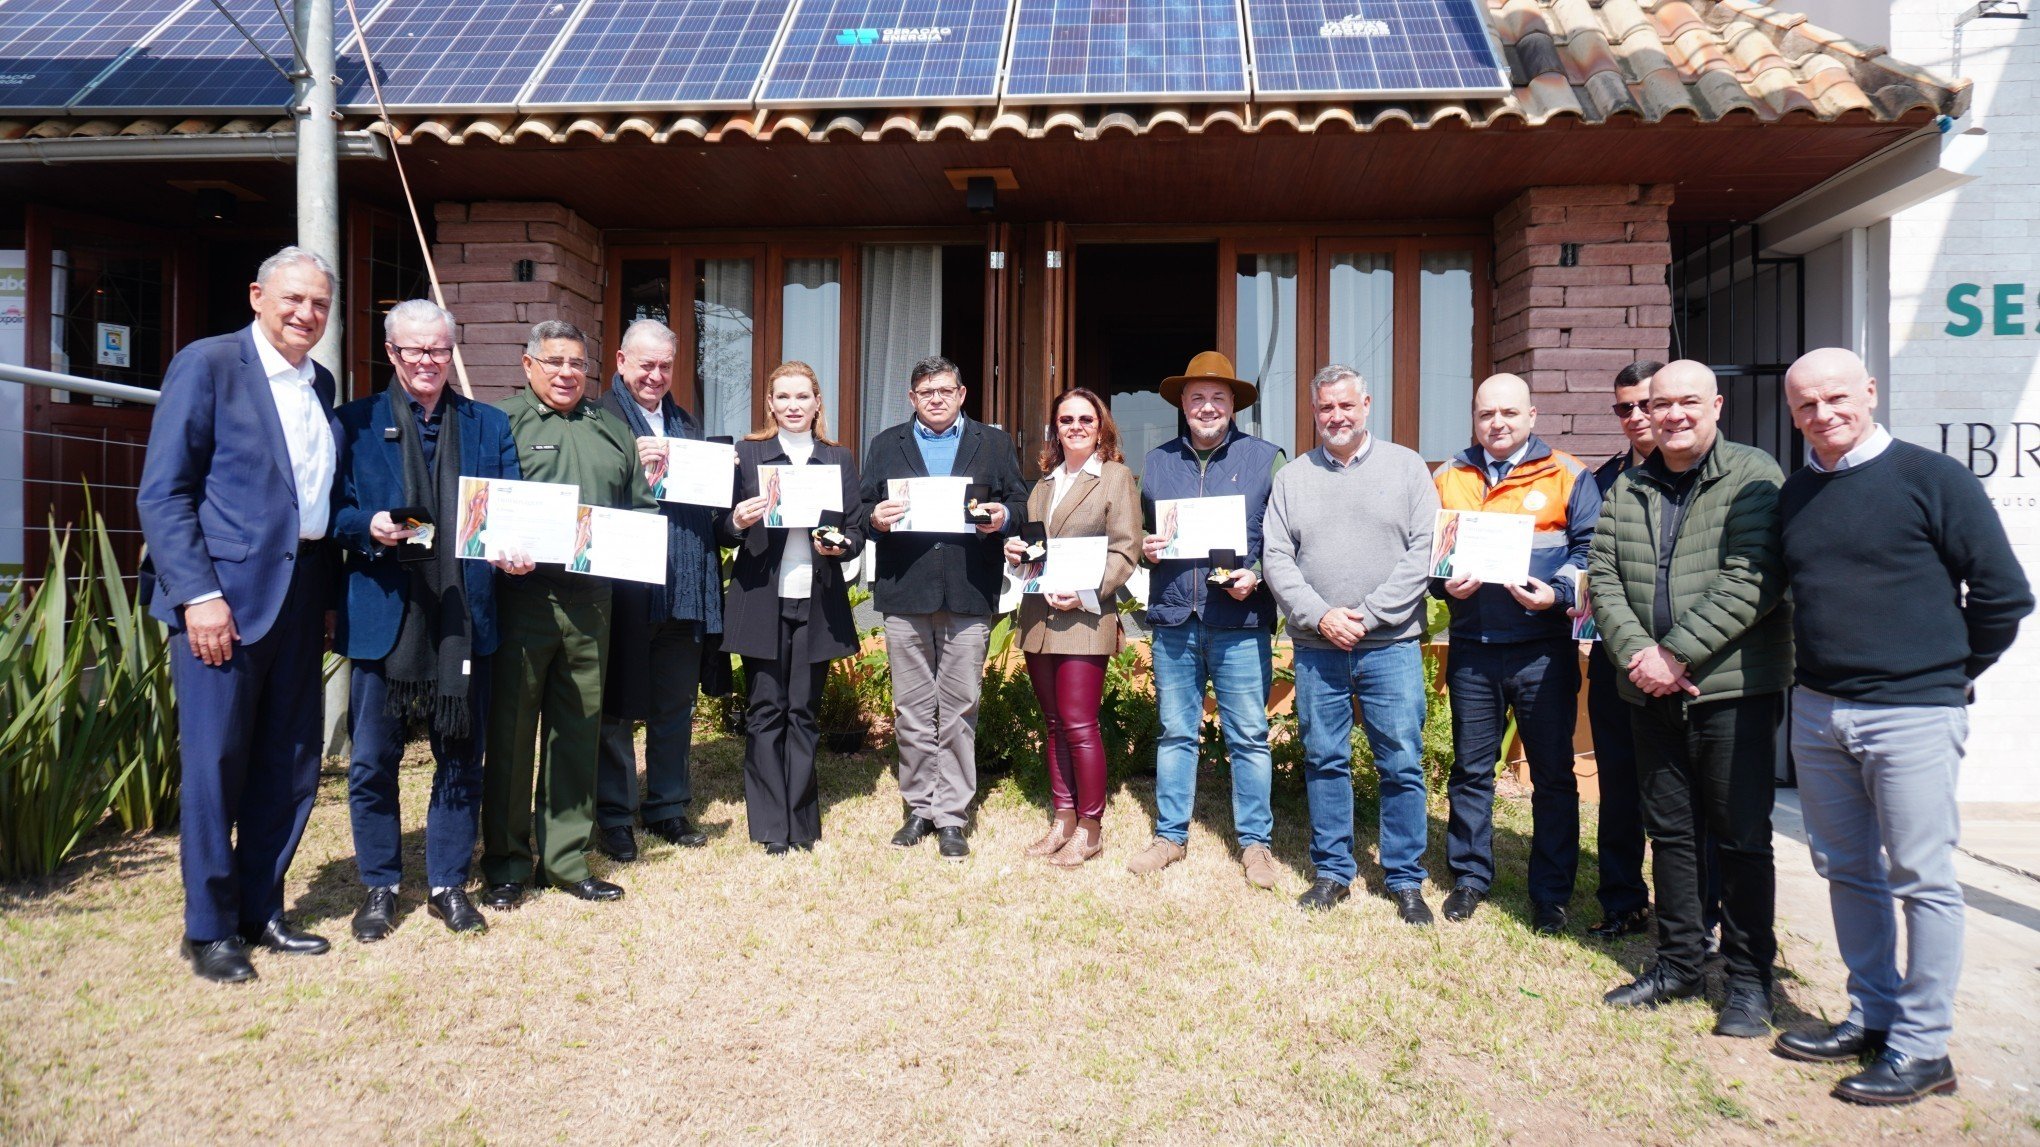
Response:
[1774,348,2032,1107]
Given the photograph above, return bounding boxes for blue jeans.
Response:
[1792,688,1968,1059]
[1445,637,1579,905]
[1292,639,1429,889]
[348,659,491,890]
[1151,619,1274,849]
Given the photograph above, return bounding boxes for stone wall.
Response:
[431,201,604,403]
[1490,184,1674,464]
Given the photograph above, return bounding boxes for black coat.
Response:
[717,436,865,663]
[857,418,1028,617]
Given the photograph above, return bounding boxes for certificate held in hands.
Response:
[655,436,737,508]
[758,464,844,529]
[1153,495,1248,561]
[1429,509,1535,587]
[455,476,580,565]
[566,505,670,585]
[886,476,971,533]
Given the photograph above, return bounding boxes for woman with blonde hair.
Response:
[1004,387,1141,866]
[718,361,864,852]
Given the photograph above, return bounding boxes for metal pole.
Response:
[295,0,341,377]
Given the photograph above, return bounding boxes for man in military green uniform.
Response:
[481,320,657,909]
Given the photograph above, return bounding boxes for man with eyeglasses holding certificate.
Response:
[480,320,657,911]
[861,356,1027,860]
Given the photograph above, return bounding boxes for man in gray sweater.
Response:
[1264,364,1442,921]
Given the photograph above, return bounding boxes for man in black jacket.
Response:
[593,319,727,862]
[861,356,1028,859]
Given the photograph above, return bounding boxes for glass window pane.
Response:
[620,258,671,328]
[695,258,755,440]
[1326,252,1395,442]
[780,257,842,436]
[859,244,942,455]
[1419,250,1476,460]
[1234,252,1297,455]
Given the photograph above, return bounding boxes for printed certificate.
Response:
[655,438,737,509]
[567,505,669,585]
[757,464,843,529]
[1429,509,1534,587]
[1025,536,1110,595]
[455,476,580,565]
[1153,494,1248,560]
[886,476,972,534]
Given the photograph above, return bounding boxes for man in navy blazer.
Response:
[138,247,343,984]
[331,299,524,942]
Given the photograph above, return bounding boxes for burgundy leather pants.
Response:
[1025,652,1109,821]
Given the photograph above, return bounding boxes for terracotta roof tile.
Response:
[4,2,1963,147]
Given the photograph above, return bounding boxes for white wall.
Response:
[1881,2,2040,801]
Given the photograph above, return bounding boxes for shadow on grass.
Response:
[0,815,176,913]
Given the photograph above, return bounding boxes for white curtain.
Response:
[1234,252,1297,454]
[859,245,943,455]
[1418,250,1477,460]
[1327,252,1396,440]
[780,258,841,432]
[697,258,755,440]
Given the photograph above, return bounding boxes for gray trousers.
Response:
[597,620,704,829]
[1791,686,1969,1059]
[885,611,991,829]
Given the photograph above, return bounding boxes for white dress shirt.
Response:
[1807,425,1893,473]
[1045,452,1106,613]
[250,322,336,540]
[773,429,817,600]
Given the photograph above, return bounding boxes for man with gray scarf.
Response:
[332,299,524,939]
[593,318,728,860]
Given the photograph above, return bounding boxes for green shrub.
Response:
[0,507,178,879]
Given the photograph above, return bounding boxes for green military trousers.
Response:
[482,579,611,887]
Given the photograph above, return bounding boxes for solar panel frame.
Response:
[73,0,303,113]
[1242,0,1510,102]
[756,0,1016,109]
[336,0,586,113]
[519,0,799,111]
[0,0,196,114]
[999,0,1250,105]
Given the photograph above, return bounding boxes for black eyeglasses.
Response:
[1611,401,1644,417]
[391,345,454,364]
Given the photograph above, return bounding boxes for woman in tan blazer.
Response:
[1003,387,1141,867]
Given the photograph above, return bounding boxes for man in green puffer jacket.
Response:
[1587,360,1793,1040]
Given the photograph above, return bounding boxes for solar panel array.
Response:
[1004,0,1248,103]
[9,0,1510,112]
[525,0,793,109]
[0,0,189,113]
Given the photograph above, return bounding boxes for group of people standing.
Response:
[139,247,2029,1110]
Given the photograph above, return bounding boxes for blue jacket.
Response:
[1140,426,1281,630]
[330,389,520,660]
[138,327,338,642]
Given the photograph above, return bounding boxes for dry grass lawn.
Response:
[3,729,2035,1144]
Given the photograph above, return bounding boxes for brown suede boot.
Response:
[1047,819,1103,868]
[1241,845,1280,890]
[1025,811,1077,858]
[1126,837,1186,875]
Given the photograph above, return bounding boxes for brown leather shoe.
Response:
[1047,819,1103,868]
[1126,837,1185,875]
[1025,812,1077,858]
[1241,845,1280,890]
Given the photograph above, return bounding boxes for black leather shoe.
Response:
[552,877,625,902]
[182,937,256,984]
[891,814,936,848]
[1531,902,1568,935]
[1775,1020,1888,1064]
[1391,887,1434,927]
[1588,907,1651,939]
[645,816,708,848]
[596,824,638,863]
[1297,877,1350,912]
[242,918,330,955]
[1834,1051,1957,1106]
[1603,966,1704,1008]
[937,826,969,861]
[481,882,525,910]
[1714,981,1774,1038]
[1441,885,1484,922]
[791,841,815,852]
[352,887,399,943]
[428,887,487,934]
[763,842,790,856]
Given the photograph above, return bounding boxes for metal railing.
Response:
[1,363,160,583]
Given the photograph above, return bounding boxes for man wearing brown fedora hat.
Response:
[1127,351,1287,888]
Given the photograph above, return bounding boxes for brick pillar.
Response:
[433,201,604,403]
[1491,185,1673,461]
